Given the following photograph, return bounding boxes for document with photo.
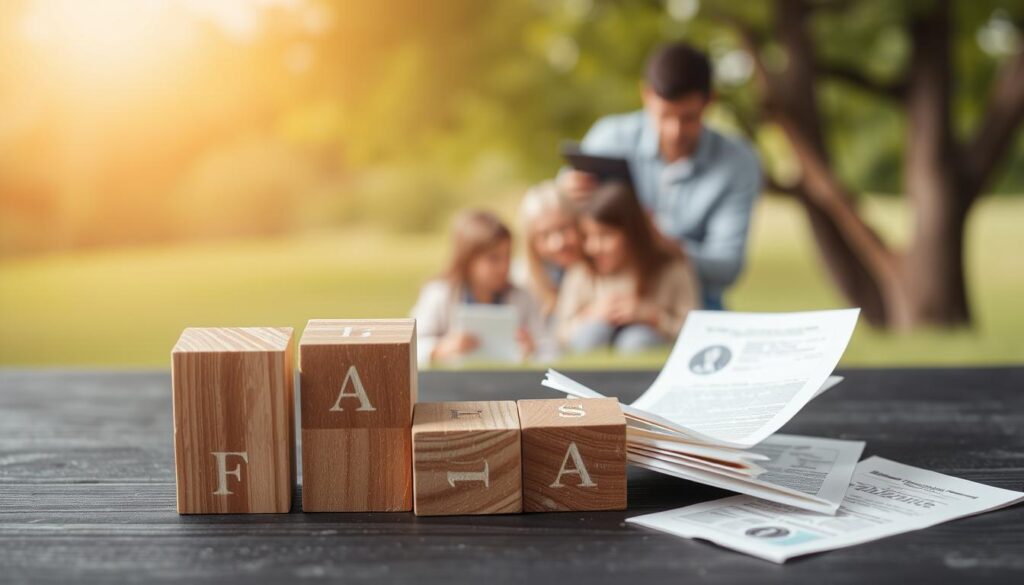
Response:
[627,456,1024,563]
[629,309,860,448]
[541,309,861,513]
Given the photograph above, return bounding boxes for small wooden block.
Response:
[300,428,412,512]
[171,327,295,514]
[412,401,522,516]
[517,398,627,512]
[299,318,416,512]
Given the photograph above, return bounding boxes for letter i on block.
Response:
[299,319,416,512]
[517,398,627,512]
[171,327,296,514]
[412,401,522,516]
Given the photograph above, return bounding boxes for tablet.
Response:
[451,304,521,365]
[560,141,634,185]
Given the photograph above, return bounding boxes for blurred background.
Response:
[0,0,1021,368]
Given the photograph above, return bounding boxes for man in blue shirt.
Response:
[559,43,762,310]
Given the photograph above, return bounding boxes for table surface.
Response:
[1,367,1022,584]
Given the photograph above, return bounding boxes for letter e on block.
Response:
[517,398,626,512]
[171,327,296,514]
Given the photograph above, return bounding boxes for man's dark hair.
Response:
[644,42,712,100]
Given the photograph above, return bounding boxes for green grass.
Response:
[1,197,1022,368]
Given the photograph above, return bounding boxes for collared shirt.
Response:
[579,110,762,304]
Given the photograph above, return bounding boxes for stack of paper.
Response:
[627,456,1024,563]
[542,309,863,514]
[543,309,1024,562]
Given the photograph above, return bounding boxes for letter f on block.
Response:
[211,451,249,496]
[330,364,376,412]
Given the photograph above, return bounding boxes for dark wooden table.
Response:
[1,367,1022,584]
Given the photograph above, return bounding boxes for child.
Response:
[555,182,701,353]
[516,181,583,317]
[411,209,555,366]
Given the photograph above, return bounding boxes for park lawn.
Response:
[0,196,1021,368]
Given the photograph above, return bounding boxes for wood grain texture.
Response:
[518,398,627,512]
[299,319,416,429]
[301,428,412,512]
[1,367,1023,585]
[412,401,522,516]
[171,327,295,514]
[298,319,415,511]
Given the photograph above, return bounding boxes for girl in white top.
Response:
[411,209,555,367]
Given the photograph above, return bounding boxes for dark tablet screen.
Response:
[560,142,634,186]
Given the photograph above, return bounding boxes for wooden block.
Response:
[171,327,295,514]
[300,428,412,512]
[517,398,627,512]
[412,401,522,516]
[299,319,416,511]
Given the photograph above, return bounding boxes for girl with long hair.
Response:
[411,209,554,366]
[555,182,701,353]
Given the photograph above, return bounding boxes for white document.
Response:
[629,434,864,514]
[812,375,844,399]
[629,309,860,448]
[541,309,857,448]
[627,427,770,465]
[627,456,1024,563]
[747,434,864,509]
[451,303,520,364]
[545,370,844,413]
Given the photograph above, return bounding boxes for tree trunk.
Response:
[898,2,972,329]
[748,0,990,330]
[760,0,900,328]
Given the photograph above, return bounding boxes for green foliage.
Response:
[0,0,1021,255]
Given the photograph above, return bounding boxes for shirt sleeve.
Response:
[409,281,450,367]
[654,261,702,339]
[684,147,762,292]
[580,116,628,156]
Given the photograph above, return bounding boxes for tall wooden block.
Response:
[517,398,627,512]
[299,319,416,512]
[171,327,295,514]
[412,401,522,516]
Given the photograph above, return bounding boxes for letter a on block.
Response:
[329,365,376,412]
[518,398,625,511]
[550,442,596,488]
[212,451,249,496]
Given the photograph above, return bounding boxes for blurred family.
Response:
[411,41,762,366]
[410,209,554,366]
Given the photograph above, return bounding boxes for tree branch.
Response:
[765,175,804,197]
[807,0,857,13]
[961,48,1024,199]
[816,60,906,100]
